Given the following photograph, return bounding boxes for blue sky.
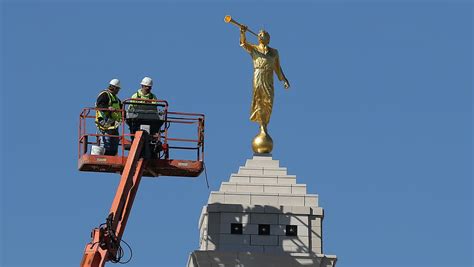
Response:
[1,1,472,266]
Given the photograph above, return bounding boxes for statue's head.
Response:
[258,30,270,45]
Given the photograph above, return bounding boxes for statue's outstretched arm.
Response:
[240,26,254,53]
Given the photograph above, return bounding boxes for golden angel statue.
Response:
[239,24,290,153]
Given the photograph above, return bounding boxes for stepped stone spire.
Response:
[187,155,337,267]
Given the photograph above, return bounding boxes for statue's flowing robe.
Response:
[241,42,285,125]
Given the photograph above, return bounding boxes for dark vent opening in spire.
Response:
[231,223,243,234]
[286,225,298,236]
[258,224,270,235]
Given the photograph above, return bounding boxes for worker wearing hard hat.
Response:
[95,79,123,155]
[127,77,158,136]
[131,77,157,102]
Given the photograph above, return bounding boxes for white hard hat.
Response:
[140,77,153,87]
[109,78,121,88]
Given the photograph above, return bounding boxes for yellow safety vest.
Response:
[128,90,157,110]
[95,90,122,130]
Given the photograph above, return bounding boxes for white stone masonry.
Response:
[188,155,337,267]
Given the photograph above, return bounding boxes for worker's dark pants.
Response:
[99,128,119,156]
[128,123,140,141]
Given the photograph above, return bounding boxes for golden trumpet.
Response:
[224,15,258,37]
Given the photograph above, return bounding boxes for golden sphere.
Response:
[252,131,273,154]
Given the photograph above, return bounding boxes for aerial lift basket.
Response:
[78,98,205,177]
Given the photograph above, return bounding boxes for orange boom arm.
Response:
[80,131,148,267]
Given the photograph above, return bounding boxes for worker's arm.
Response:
[96,92,110,109]
[96,92,112,122]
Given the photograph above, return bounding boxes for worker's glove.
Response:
[99,118,116,128]
[158,110,166,120]
[98,119,106,127]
